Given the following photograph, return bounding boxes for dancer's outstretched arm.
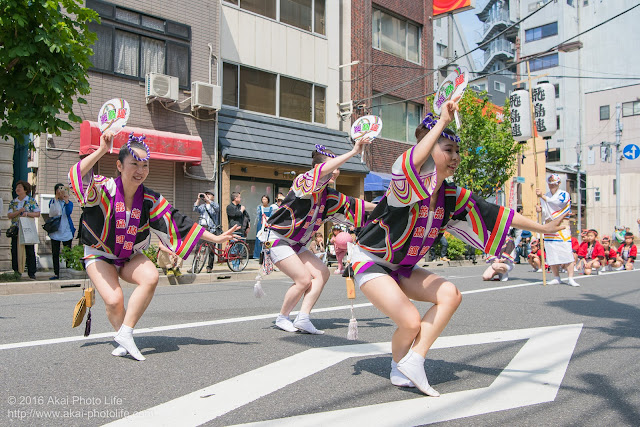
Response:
[317,137,372,179]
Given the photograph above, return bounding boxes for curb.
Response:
[1,259,480,296]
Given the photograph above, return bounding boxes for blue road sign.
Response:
[623,144,639,160]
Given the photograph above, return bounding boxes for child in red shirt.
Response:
[616,232,637,271]
[527,240,544,272]
[577,229,605,275]
[600,236,617,271]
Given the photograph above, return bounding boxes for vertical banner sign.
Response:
[532,83,557,138]
[509,89,532,142]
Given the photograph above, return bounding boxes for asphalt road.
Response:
[1,264,639,426]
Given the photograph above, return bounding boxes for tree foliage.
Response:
[0,0,98,142]
[430,90,522,199]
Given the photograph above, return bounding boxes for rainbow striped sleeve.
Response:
[326,192,366,227]
[147,192,205,259]
[388,146,437,206]
[291,164,331,198]
[68,162,107,207]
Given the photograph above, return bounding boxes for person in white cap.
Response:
[536,174,579,286]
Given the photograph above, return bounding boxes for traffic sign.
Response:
[623,143,639,160]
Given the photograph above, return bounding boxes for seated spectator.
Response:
[483,236,516,281]
[600,236,617,271]
[157,242,184,277]
[615,232,637,271]
[577,229,605,275]
[309,232,326,263]
[527,240,543,272]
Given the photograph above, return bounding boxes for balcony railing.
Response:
[483,38,515,64]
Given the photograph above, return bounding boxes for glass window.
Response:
[635,101,640,115]
[88,1,191,87]
[525,22,558,42]
[166,43,189,87]
[280,76,312,122]
[239,0,276,20]
[115,8,139,25]
[372,9,420,63]
[141,15,165,32]
[436,43,447,57]
[114,30,139,77]
[529,53,558,71]
[407,23,420,63]
[281,0,312,32]
[239,67,277,115]
[141,37,165,77]
[547,148,560,162]
[223,63,239,107]
[314,0,325,35]
[599,105,609,120]
[314,85,326,124]
[622,101,640,117]
[372,94,422,142]
[554,84,560,98]
[88,23,113,71]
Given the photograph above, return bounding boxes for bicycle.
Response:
[191,226,250,273]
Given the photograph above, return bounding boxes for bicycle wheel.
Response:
[192,242,209,274]
[227,241,249,272]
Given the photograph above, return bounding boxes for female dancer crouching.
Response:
[350,99,568,395]
[69,131,238,360]
[263,137,375,334]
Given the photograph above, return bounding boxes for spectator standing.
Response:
[48,183,76,280]
[227,192,249,237]
[253,195,275,260]
[193,189,220,273]
[7,180,40,280]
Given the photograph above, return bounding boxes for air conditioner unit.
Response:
[146,72,179,104]
[191,81,222,111]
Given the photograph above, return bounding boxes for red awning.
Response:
[80,121,203,165]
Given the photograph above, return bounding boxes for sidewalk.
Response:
[0,258,478,296]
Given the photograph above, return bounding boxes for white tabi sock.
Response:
[293,313,325,335]
[396,350,440,397]
[111,345,128,357]
[275,314,298,332]
[390,360,415,387]
[547,277,561,285]
[114,325,145,361]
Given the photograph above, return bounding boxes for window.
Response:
[87,0,191,87]
[556,115,560,130]
[494,81,506,93]
[600,105,610,120]
[436,43,447,57]
[554,83,560,98]
[547,148,560,162]
[436,18,442,27]
[525,22,558,42]
[622,101,640,117]
[223,63,326,124]
[371,94,422,142]
[372,9,421,64]
[224,0,325,35]
[529,53,558,71]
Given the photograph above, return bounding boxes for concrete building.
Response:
[474,0,518,107]
[22,0,224,270]
[584,84,640,237]
[351,0,434,196]
[219,0,368,250]
[432,14,475,91]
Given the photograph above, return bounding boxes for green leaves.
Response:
[0,0,98,142]
[428,90,521,199]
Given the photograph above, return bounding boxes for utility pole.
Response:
[615,103,622,227]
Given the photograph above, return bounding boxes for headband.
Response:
[315,144,336,158]
[421,113,461,143]
[548,173,561,184]
[127,132,151,162]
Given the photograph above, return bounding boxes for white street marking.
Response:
[0,269,634,351]
[105,324,583,427]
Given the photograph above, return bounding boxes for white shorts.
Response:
[83,245,138,272]
[268,242,310,264]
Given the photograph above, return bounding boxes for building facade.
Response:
[432,13,475,92]
[584,84,640,237]
[219,0,368,251]
[474,0,517,107]
[24,0,224,269]
[351,0,434,191]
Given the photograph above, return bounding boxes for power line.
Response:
[374,4,640,109]
[353,0,555,106]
